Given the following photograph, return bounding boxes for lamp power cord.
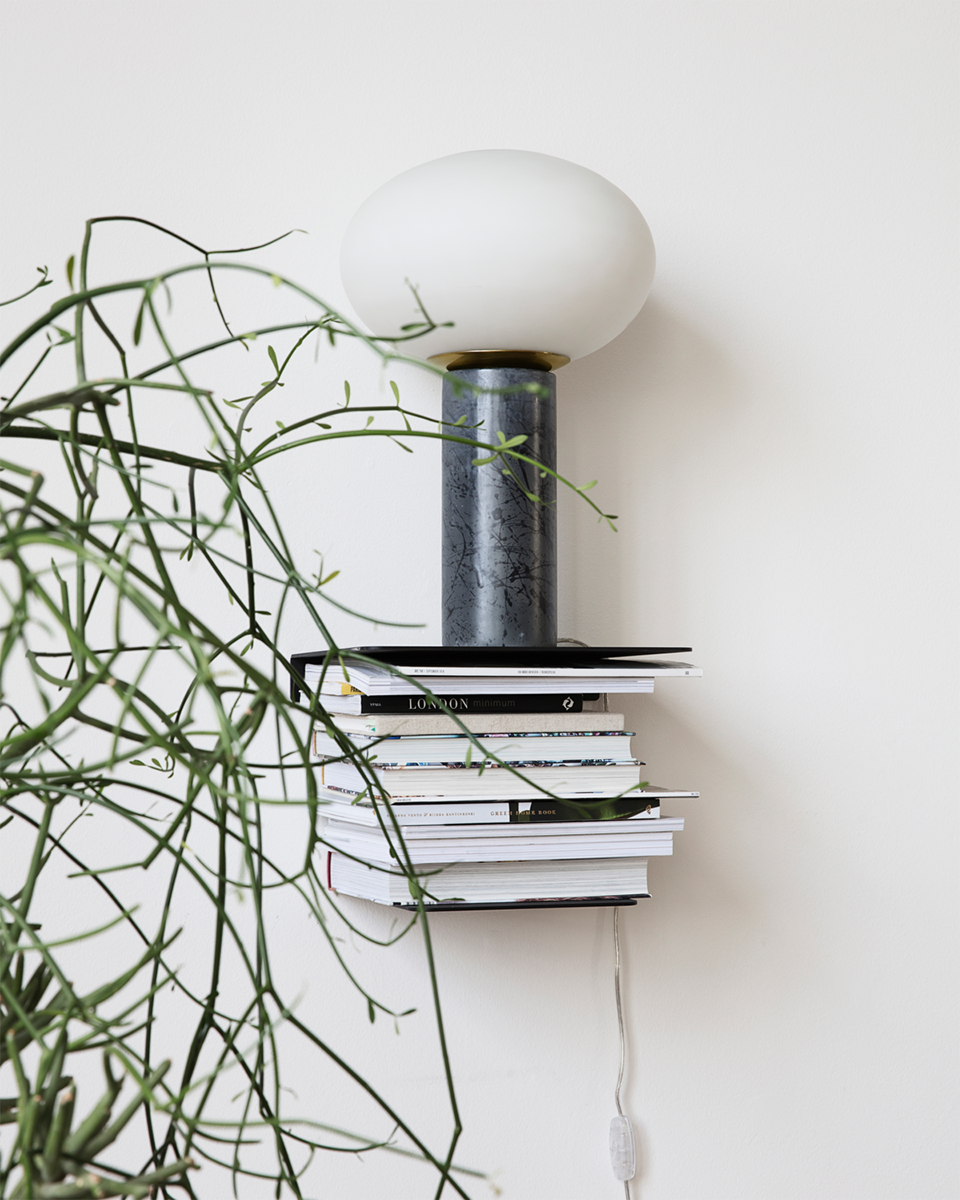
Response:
[558,638,635,1193]
[610,905,636,1196]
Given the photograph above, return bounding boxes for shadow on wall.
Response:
[557,297,748,644]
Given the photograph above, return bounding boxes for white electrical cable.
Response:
[610,905,636,1196]
[614,905,626,1119]
[559,638,635,1193]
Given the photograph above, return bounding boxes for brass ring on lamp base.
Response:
[429,349,570,372]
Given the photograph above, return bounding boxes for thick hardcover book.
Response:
[320,693,595,715]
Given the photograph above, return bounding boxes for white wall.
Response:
[2,3,957,1198]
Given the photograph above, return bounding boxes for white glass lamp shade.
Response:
[339,149,655,363]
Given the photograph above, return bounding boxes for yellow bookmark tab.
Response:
[339,683,363,695]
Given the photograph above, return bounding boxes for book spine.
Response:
[339,758,632,771]
[334,665,657,679]
[340,694,592,714]
[332,805,515,824]
[313,731,633,756]
[318,680,652,695]
[509,799,660,821]
[321,799,661,823]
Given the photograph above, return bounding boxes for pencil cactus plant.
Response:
[0,217,614,1198]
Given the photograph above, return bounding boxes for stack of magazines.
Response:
[300,646,701,909]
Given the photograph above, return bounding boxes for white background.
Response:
[1,3,957,1198]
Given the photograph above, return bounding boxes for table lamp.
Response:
[341,149,656,647]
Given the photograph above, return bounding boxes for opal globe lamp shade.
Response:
[340,149,655,363]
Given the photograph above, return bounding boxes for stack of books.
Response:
[298,647,701,910]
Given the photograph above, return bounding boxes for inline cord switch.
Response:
[610,1115,636,1184]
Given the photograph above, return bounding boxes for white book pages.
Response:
[326,711,627,735]
[327,851,650,904]
[313,729,637,765]
[307,659,700,683]
[322,814,685,839]
[315,673,657,696]
[317,760,647,798]
[322,826,675,863]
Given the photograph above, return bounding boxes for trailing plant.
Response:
[0,217,616,1199]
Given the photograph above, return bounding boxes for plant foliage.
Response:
[0,218,614,1198]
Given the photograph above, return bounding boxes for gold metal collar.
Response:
[427,350,570,372]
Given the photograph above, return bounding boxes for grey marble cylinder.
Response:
[442,367,557,647]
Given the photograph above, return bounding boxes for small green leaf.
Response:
[133,298,145,346]
[271,274,282,287]
[365,415,374,427]
[389,380,400,403]
[367,999,376,1024]
[319,570,340,586]
[453,415,467,426]
[276,420,286,430]
[579,480,597,492]
[66,255,75,290]
[471,455,497,466]
[267,345,279,373]
[130,760,145,767]
[343,380,351,406]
